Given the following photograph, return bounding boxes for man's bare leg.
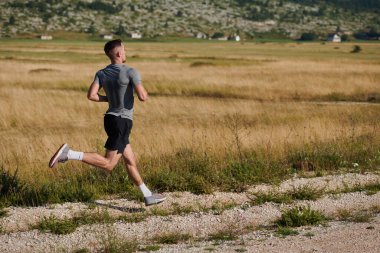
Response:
[82,150,122,172]
[49,143,165,205]
[122,144,143,186]
[122,144,166,205]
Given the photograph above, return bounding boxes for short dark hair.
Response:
[104,39,122,55]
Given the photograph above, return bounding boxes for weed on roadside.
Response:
[140,245,161,252]
[35,215,78,235]
[337,209,375,223]
[153,232,193,244]
[289,185,324,201]
[276,226,299,237]
[251,191,293,205]
[277,206,326,227]
[73,249,90,253]
[99,227,138,253]
[208,229,238,242]
[304,232,315,238]
[0,207,8,218]
[251,185,323,205]
[338,182,380,196]
[235,248,248,252]
[35,209,146,235]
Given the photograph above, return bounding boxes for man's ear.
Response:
[115,50,121,58]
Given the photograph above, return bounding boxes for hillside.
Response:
[0,0,379,39]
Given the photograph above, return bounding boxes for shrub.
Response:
[277,206,326,227]
[35,215,78,235]
[299,33,318,41]
[351,45,362,53]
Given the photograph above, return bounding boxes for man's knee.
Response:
[123,156,136,166]
[104,159,118,171]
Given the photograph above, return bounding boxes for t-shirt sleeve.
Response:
[128,68,142,86]
[93,71,101,87]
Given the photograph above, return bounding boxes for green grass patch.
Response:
[140,245,161,252]
[338,182,380,196]
[0,207,8,218]
[304,232,315,238]
[35,215,78,235]
[153,233,192,244]
[73,248,90,253]
[252,191,293,205]
[208,230,238,242]
[34,209,146,235]
[289,185,324,201]
[252,185,324,205]
[99,231,138,253]
[337,209,375,223]
[277,206,326,227]
[276,226,299,237]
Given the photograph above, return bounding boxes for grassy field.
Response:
[0,39,379,206]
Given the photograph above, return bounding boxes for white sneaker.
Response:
[49,143,69,168]
[144,193,166,206]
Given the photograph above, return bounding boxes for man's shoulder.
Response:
[125,66,139,75]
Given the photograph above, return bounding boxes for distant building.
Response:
[40,35,53,40]
[130,32,142,39]
[228,34,240,41]
[327,33,341,42]
[196,32,207,39]
[101,34,113,40]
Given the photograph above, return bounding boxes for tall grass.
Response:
[0,41,379,206]
[1,131,379,207]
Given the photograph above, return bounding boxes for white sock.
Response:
[67,150,84,161]
[139,183,152,197]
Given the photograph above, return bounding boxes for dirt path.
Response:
[0,172,379,252]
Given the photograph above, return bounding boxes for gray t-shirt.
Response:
[93,64,141,120]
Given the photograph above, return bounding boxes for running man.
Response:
[49,39,165,206]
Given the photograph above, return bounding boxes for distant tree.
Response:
[115,22,126,36]
[176,10,183,17]
[8,15,15,25]
[299,32,317,41]
[211,32,225,39]
[354,30,369,40]
[42,12,53,23]
[88,22,97,34]
[341,34,349,41]
[368,26,379,38]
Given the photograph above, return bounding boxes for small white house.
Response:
[101,34,113,40]
[130,32,142,39]
[196,32,207,39]
[327,33,341,42]
[40,35,53,40]
[228,34,240,42]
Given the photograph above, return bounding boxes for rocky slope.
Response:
[0,0,379,39]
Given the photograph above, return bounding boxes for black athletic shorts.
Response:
[104,114,133,154]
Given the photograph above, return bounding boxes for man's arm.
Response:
[135,84,148,102]
[87,82,108,102]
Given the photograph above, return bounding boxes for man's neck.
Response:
[111,59,123,64]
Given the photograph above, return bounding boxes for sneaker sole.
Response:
[145,197,166,206]
[49,143,68,168]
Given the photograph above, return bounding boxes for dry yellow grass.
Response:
[0,40,379,182]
